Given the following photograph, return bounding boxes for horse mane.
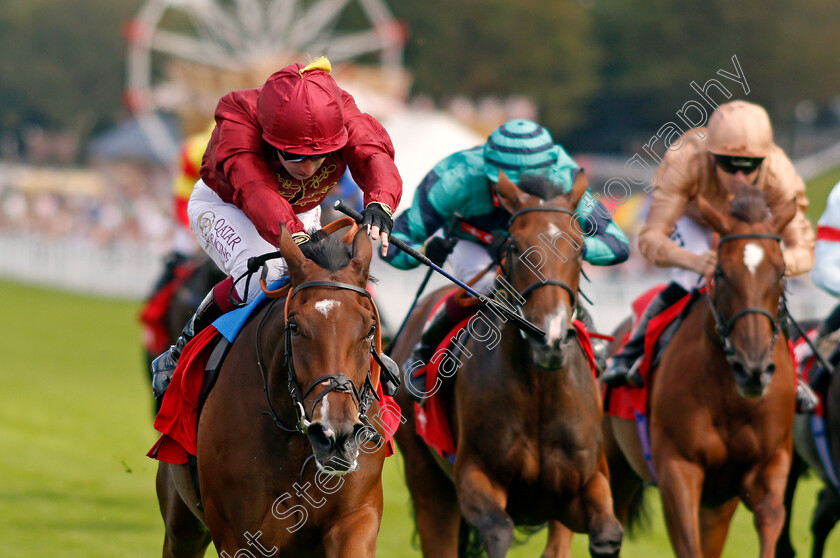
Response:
[517,174,567,201]
[729,186,770,224]
[298,228,376,282]
[299,231,353,271]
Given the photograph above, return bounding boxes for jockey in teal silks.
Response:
[382,119,630,401]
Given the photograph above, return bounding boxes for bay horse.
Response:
[156,222,393,557]
[605,187,798,558]
[391,170,623,558]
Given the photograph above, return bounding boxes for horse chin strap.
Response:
[256,279,385,437]
[706,232,786,363]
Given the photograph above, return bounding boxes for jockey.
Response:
[601,100,819,413]
[151,57,402,398]
[807,180,840,391]
[382,119,630,399]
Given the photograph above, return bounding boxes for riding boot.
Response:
[404,304,460,404]
[151,287,225,399]
[601,283,687,388]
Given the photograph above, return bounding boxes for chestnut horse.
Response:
[391,170,623,558]
[605,187,798,558]
[156,223,392,557]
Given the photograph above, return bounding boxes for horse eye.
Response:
[367,324,376,337]
[288,320,300,335]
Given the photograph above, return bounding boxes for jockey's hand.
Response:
[693,250,718,275]
[361,203,393,256]
[422,236,456,267]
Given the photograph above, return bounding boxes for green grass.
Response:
[806,165,840,223]
[1,277,839,556]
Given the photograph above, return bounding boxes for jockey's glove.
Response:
[361,202,393,236]
[423,236,456,267]
[291,232,311,246]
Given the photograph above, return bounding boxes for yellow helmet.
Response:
[706,100,773,158]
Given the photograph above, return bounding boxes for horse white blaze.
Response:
[317,392,335,437]
[545,306,569,345]
[314,299,340,318]
[743,243,765,275]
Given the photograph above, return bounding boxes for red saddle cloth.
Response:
[139,261,199,354]
[148,325,400,465]
[414,299,600,461]
[606,285,692,420]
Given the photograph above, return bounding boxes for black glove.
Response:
[361,203,393,236]
[424,236,456,266]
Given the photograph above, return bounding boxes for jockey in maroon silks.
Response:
[151,57,402,399]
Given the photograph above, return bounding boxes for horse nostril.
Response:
[731,360,747,379]
[765,362,776,375]
[307,423,335,453]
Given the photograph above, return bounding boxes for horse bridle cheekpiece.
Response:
[255,279,392,438]
[496,206,580,315]
[708,233,787,361]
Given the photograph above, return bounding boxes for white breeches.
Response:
[440,236,497,294]
[188,180,322,301]
[669,215,713,291]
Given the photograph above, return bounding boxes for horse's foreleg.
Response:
[322,503,380,558]
[542,521,573,558]
[776,451,807,558]
[657,455,705,558]
[456,462,513,558]
[811,487,840,558]
[742,449,790,558]
[698,497,739,558]
[577,465,623,558]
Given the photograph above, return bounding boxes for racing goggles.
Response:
[278,150,329,163]
[713,154,765,175]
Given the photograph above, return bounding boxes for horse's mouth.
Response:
[314,452,359,477]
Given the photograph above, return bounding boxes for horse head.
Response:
[698,186,796,398]
[277,224,380,475]
[494,169,588,369]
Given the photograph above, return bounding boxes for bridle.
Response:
[707,232,787,361]
[255,279,384,437]
[496,206,580,314]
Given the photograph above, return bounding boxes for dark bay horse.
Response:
[777,318,840,558]
[391,170,623,558]
[156,223,393,557]
[605,188,798,558]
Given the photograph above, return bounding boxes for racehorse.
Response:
[777,318,840,558]
[605,187,798,558]
[391,170,623,558]
[141,254,226,413]
[156,221,393,557]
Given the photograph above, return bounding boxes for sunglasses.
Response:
[278,150,329,163]
[713,154,764,175]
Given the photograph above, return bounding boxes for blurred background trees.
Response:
[1,0,838,156]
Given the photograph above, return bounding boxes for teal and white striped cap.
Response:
[483,119,561,184]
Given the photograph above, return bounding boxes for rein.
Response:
[255,279,385,436]
[706,232,786,361]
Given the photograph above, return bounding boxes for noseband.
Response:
[707,232,786,360]
[498,206,579,308]
[256,280,382,436]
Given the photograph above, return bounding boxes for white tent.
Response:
[379,108,485,216]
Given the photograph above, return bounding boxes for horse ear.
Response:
[697,196,731,235]
[494,170,523,213]
[349,228,372,282]
[771,198,797,235]
[569,169,588,207]
[279,224,307,275]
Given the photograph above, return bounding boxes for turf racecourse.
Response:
[1,278,838,557]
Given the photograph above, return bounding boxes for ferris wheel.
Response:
[124,0,405,161]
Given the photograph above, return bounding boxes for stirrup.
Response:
[795,380,818,414]
[602,357,643,388]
